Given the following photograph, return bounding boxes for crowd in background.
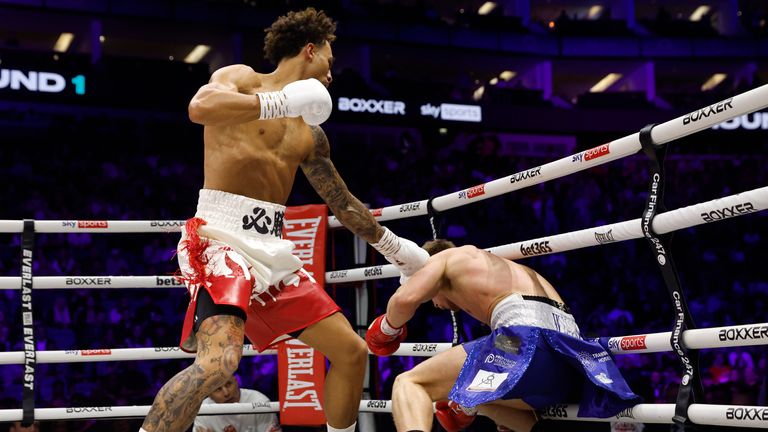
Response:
[0,111,766,432]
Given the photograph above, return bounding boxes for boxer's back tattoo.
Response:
[301,125,382,243]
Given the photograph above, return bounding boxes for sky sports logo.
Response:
[1,68,86,95]
[421,103,482,123]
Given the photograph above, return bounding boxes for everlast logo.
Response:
[510,167,542,184]
[283,343,323,410]
[78,220,108,228]
[584,144,610,161]
[539,404,568,418]
[594,229,615,244]
[619,336,647,351]
[683,98,733,125]
[726,407,768,421]
[411,343,438,353]
[399,202,421,213]
[701,202,756,222]
[150,220,184,228]
[65,277,112,286]
[364,267,383,277]
[520,240,552,257]
[370,208,383,217]
[366,400,388,409]
[156,276,183,286]
[329,270,349,279]
[719,326,768,341]
[66,407,113,413]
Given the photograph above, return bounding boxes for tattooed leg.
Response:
[142,314,244,432]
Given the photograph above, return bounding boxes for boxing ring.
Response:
[1,83,767,429]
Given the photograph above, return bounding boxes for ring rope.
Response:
[0,400,766,428]
[539,403,768,429]
[1,184,764,289]
[323,83,768,228]
[1,320,765,366]
[1,87,765,237]
[0,342,454,365]
[0,400,395,422]
[328,184,768,283]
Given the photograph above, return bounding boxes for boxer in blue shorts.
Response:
[366,239,641,432]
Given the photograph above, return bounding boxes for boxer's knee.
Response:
[330,336,368,370]
[195,329,244,378]
[393,370,419,393]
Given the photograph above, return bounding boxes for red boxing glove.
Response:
[365,315,407,356]
[435,400,476,432]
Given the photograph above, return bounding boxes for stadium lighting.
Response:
[478,2,497,15]
[53,33,74,53]
[690,5,711,21]
[701,73,727,91]
[590,73,622,92]
[588,5,603,20]
[473,85,485,101]
[184,45,211,63]
[499,70,516,81]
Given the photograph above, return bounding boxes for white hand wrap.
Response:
[370,227,429,283]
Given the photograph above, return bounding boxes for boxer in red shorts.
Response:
[140,8,428,432]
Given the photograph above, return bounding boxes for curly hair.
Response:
[264,8,337,65]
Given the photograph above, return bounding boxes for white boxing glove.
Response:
[257,78,332,125]
[370,227,429,284]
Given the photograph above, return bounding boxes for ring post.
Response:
[354,234,376,432]
[20,220,36,427]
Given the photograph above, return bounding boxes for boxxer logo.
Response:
[726,407,768,421]
[701,202,756,222]
[683,98,733,125]
[338,97,405,115]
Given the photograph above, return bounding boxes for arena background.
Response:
[1,0,767,431]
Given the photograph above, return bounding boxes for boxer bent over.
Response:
[140,8,428,432]
[366,240,641,432]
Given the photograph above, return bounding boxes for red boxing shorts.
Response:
[177,189,340,352]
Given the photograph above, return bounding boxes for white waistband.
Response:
[195,189,285,240]
[490,293,581,338]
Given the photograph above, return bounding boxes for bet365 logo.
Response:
[0,68,86,95]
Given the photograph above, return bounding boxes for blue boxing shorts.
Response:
[449,293,641,418]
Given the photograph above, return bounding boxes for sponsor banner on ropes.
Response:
[278,339,326,425]
[284,205,328,286]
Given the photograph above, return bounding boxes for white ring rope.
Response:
[0,400,766,428]
[324,83,768,228]
[326,184,768,283]
[1,185,763,289]
[540,403,768,428]
[1,86,766,236]
[0,400,394,421]
[2,320,765,364]
[0,342,452,365]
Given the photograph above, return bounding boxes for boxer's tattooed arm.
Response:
[301,125,383,243]
[142,315,244,432]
